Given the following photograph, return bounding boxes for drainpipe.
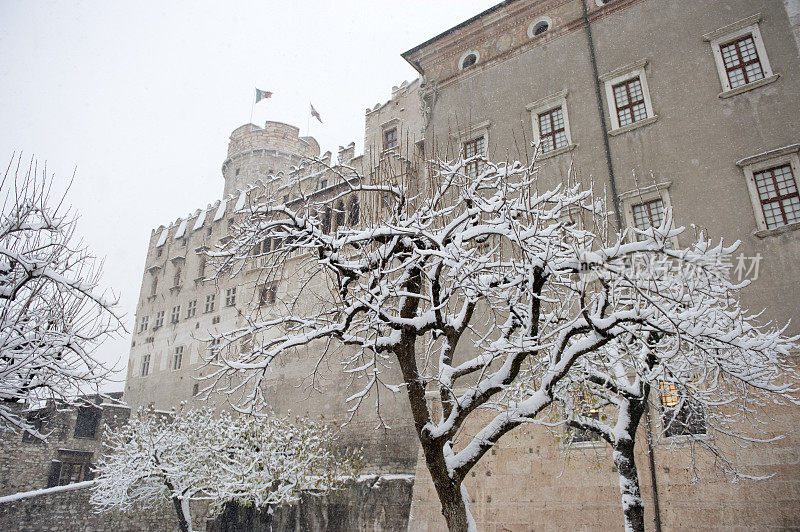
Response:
[581,1,663,529]
[644,394,663,532]
[580,0,623,230]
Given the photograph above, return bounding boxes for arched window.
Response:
[150,276,158,296]
[173,268,182,287]
[348,196,360,226]
[335,200,345,228]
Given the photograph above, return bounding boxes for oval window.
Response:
[461,53,478,69]
[533,21,549,35]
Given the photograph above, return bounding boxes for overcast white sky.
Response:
[0,0,498,391]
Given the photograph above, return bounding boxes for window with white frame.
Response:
[204,294,215,313]
[620,184,675,245]
[703,14,777,97]
[631,199,666,240]
[459,50,479,70]
[141,354,150,377]
[738,144,800,234]
[138,316,149,333]
[170,305,180,324]
[225,287,237,307]
[527,90,574,157]
[172,346,183,370]
[600,59,656,133]
[186,300,197,318]
[154,310,164,329]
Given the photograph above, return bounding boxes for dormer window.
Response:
[459,51,479,70]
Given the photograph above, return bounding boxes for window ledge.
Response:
[537,143,577,161]
[718,74,779,99]
[169,286,181,294]
[754,221,800,238]
[608,115,659,136]
[566,439,605,449]
[660,433,709,445]
[146,295,157,302]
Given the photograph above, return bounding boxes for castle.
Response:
[25,0,800,529]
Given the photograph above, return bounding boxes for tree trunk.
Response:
[170,495,191,532]
[614,440,645,532]
[436,480,470,532]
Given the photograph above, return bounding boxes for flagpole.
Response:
[249,100,255,130]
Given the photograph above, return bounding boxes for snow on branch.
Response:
[0,154,122,439]
[200,152,798,531]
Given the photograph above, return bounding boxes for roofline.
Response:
[401,0,519,62]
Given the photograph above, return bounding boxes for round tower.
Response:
[222,121,321,196]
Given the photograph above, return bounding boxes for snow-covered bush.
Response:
[91,407,360,532]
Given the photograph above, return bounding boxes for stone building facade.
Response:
[119,0,800,530]
[0,395,191,531]
[401,0,800,529]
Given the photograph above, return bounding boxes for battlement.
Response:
[365,78,420,116]
[227,121,320,159]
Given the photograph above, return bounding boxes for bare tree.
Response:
[91,408,361,532]
[0,155,122,438]
[203,154,796,531]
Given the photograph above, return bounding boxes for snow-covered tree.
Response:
[91,408,360,532]
[204,154,797,531]
[0,155,121,438]
[552,324,796,531]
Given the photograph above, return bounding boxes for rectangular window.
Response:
[186,300,197,318]
[74,407,100,439]
[170,305,181,324]
[752,164,800,229]
[48,450,94,487]
[660,382,706,437]
[537,107,568,153]
[154,311,164,329]
[463,137,485,179]
[570,410,601,443]
[320,179,327,190]
[141,354,150,376]
[172,346,184,370]
[631,199,666,240]
[720,34,764,89]
[225,287,237,307]
[383,127,398,150]
[612,77,647,127]
[205,294,215,313]
[259,283,277,306]
[22,410,49,442]
[58,462,87,485]
[212,316,220,324]
[138,316,149,333]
